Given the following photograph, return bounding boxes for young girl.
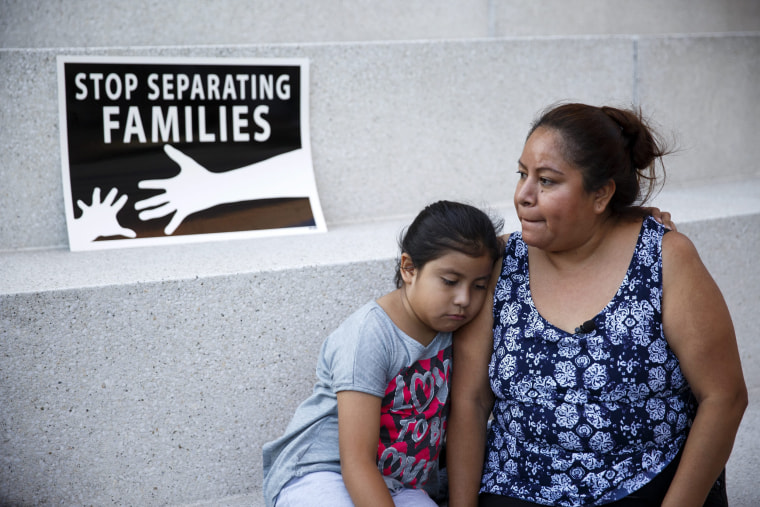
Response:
[262,200,504,507]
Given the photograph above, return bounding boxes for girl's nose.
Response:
[454,287,470,308]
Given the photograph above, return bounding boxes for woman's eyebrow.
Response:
[518,159,564,176]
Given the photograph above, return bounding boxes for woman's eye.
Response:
[516,170,527,179]
[539,177,554,186]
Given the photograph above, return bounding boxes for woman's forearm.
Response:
[447,399,491,507]
[662,392,747,507]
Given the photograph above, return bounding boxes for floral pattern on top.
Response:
[481,216,696,506]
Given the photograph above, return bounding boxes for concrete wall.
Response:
[2,34,759,251]
[2,210,758,506]
[493,0,760,36]
[1,261,396,505]
[1,0,758,48]
[1,1,759,506]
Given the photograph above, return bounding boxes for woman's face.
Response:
[514,127,602,252]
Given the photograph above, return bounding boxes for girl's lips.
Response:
[447,314,466,321]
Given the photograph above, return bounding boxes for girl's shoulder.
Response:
[339,300,395,335]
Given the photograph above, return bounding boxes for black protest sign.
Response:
[57,56,325,251]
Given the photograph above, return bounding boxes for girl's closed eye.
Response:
[442,278,457,286]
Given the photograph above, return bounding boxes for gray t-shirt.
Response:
[262,301,452,506]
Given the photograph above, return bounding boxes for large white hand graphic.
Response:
[135,144,315,235]
[74,187,137,242]
[135,145,221,235]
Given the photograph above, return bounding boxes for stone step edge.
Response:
[2,178,759,297]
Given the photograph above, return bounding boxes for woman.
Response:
[447,103,747,506]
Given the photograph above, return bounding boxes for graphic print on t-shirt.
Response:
[377,346,452,488]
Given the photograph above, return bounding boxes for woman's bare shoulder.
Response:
[662,229,701,267]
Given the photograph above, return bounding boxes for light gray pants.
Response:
[275,471,439,507]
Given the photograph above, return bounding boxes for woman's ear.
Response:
[399,253,416,284]
[594,179,616,214]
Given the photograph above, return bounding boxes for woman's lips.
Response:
[520,216,544,225]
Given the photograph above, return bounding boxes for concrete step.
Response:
[2,33,759,252]
[2,0,758,48]
[2,180,759,506]
[2,28,759,507]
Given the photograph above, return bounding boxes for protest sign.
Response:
[57,56,325,251]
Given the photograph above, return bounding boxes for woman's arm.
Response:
[661,231,748,507]
[447,264,500,507]
[336,390,395,507]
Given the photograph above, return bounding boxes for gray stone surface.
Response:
[492,0,760,36]
[637,34,760,186]
[3,212,757,506]
[0,0,490,48]
[1,261,395,506]
[2,0,758,49]
[1,37,634,251]
[1,3,758,505]
[2,34,759,251]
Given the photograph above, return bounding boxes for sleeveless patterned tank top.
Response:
[481,216,696,505]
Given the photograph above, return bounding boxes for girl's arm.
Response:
[336,390,395,507]
[447,265,499,507]
[661,231,748,507]
[642,206,676,231]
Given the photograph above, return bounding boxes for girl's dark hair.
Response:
[394,200,503,288]
[527,103,672,215]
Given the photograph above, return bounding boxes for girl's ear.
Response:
[399,253,416,284]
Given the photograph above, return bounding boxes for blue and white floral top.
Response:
[481,216,696,506]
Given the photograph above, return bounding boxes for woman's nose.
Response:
[515,178,536,206]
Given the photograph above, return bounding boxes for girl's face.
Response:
[514,127,607,252]
[401,250,494,338]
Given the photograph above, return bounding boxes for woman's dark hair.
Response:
[394,200,503,288]
[527,103,672,215]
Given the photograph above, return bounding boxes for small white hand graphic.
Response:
[74,187,137,242]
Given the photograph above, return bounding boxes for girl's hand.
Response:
[642,206,677,231]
